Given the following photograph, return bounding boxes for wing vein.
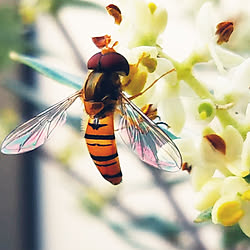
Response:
[118,93,182,171]
[1,90,82,154]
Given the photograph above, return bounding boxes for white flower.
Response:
[176,136,217,190]
[116,0,168,48]
[195,2,244,73]
[217,0,250,52]
[120,45,184,133]
[202,126,250,177]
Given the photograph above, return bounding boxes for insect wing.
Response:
[119,94,182,171]
[1,90,82,154]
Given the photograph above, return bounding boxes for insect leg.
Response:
[128,68,176,101]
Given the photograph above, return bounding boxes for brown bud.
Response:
[215,21,234,45]
[106,4,122,25]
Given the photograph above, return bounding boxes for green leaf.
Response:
[243,174,250,184]
[131,215,181,238]
[10,52,83,90]
[223,224,250,248]
[108,222,155,250]
[194,207,212,223]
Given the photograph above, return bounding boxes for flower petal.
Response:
[119,0,168,47]
[214,46,244,69]
[231,58,250,93]
[239,202,250,237]
[223,126,243,162]
[191,164,216,191]
[158,96,185,134]
[195,178,223,211]
[201,135,225,167]
[196,2,214,44]
[241,132,250,173]
[226,160,250,177]
[221,176,249,196]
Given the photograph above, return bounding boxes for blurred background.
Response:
[0,0,250,250]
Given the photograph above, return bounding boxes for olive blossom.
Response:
[116,0,168,48]
[109,0,185,133]
[214,0,250,52]
[175,136,217,191]
[195,176,250,237]
[112,0,250,237]
[194,2,244,73]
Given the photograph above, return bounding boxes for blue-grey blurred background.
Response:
[0,1,250,250]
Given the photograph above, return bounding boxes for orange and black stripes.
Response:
[84,113,122,185]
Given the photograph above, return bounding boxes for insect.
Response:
[1,36,182,185]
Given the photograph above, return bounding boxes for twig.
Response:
[147,167,207,250]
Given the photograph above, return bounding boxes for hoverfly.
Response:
[1,36,182,185]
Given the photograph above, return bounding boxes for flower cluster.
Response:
[111,0,250,237]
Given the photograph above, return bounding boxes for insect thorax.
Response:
[84,71,121,117]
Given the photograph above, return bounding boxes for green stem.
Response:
[160,51,213,99]
[180,71,214,100]
[216,109,239,128]
[217,109,250,138]
[160,51,249,139]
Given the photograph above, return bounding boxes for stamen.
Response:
[182,162,192,173]
[106,4,122,25]
[148,2,157,14]
[204,134,226,155]
[215,21,234,45]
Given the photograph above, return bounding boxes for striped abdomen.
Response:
[84,113,122,185]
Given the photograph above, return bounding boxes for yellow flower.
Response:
[211,177,250,236]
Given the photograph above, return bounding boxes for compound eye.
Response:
[87,52,102,71]
[100,52,129,76]
[87,52,129,76]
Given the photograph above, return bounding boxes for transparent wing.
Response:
[119,94,182,171]
[1,90,82,154]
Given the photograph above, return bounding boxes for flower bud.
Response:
[197,100,215,121]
